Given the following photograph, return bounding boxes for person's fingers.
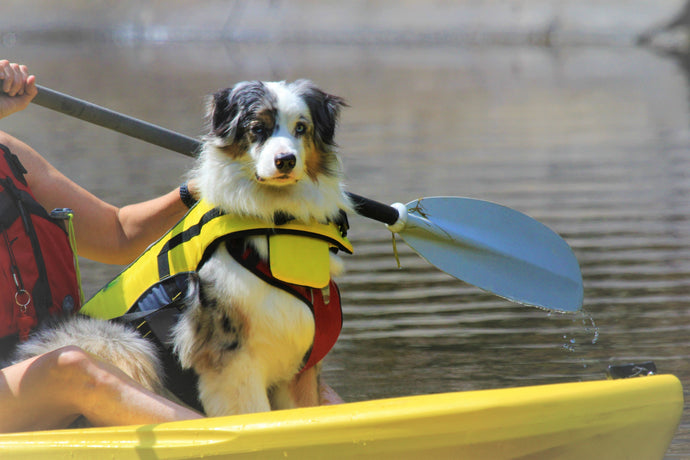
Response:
[24,74,37,99]
[0,60,13,94]
[0,62,32,97]
[7,63,24,97]
[15,64,31,96]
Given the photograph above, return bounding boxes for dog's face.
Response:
[195,80,351,222]
[210,80,343,186]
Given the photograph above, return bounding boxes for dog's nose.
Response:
[274,153,296,172]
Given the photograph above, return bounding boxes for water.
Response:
[2,40,690,455]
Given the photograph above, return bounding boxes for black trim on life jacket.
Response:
[272,209,349,237]
[157,208,224,278]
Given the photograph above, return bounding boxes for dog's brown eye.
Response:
[295,122,307,136]
[251,124,265,136]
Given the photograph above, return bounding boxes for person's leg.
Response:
[0,346,203,433]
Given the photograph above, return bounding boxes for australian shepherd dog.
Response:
[13,80,351,416]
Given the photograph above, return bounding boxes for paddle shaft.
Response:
[32,85,400,226]
[33,86,201,158]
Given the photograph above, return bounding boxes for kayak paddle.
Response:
[31,85,583,312]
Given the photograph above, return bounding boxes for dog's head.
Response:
[194,80,350,222]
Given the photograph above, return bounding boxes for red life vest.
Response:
[0,143,81,346]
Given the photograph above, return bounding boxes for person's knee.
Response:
[47,346,124,405]
[50,345,92,370]
[50,346,120,389]
[19,346,96,416]
[44,346,98,388]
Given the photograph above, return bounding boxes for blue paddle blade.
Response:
[395,197,583,312]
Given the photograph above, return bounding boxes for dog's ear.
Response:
[208,81,273,145]
[207,88,236,142]
[292,80,347,149]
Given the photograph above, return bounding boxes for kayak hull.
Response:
[0,374,682,459]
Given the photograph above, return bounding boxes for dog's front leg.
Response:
[269,381,296,410]
[197,354,272,416]
[175,272,273,415]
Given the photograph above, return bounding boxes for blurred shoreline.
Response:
[0,0,686,47]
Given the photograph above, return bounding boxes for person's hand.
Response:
[0,60,37,119]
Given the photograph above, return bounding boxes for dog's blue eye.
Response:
[251,125,265,136]
[295,122,306,136]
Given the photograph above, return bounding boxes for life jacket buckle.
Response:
[315,285,330,305]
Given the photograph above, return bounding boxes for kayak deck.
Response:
[0,374,682,459]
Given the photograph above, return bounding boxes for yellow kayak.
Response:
[0,374,682,459]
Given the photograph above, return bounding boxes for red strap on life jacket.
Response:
[233,243,343,372]
[301,281,342,371]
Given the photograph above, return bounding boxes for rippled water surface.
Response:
[2,40,690,455]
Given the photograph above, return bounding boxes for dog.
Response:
[13,80,351,417]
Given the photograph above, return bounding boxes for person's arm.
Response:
[0,60,194,265]
[0,125,192,265]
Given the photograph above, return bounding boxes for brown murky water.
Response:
[2,39,690,456]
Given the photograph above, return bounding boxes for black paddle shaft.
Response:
[346,193,399,225]
[33,86,201,157]
[32,85,402,227]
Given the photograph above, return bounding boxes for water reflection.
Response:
[1,40,690,454]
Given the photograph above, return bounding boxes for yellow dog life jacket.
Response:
[80,199,353,320]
